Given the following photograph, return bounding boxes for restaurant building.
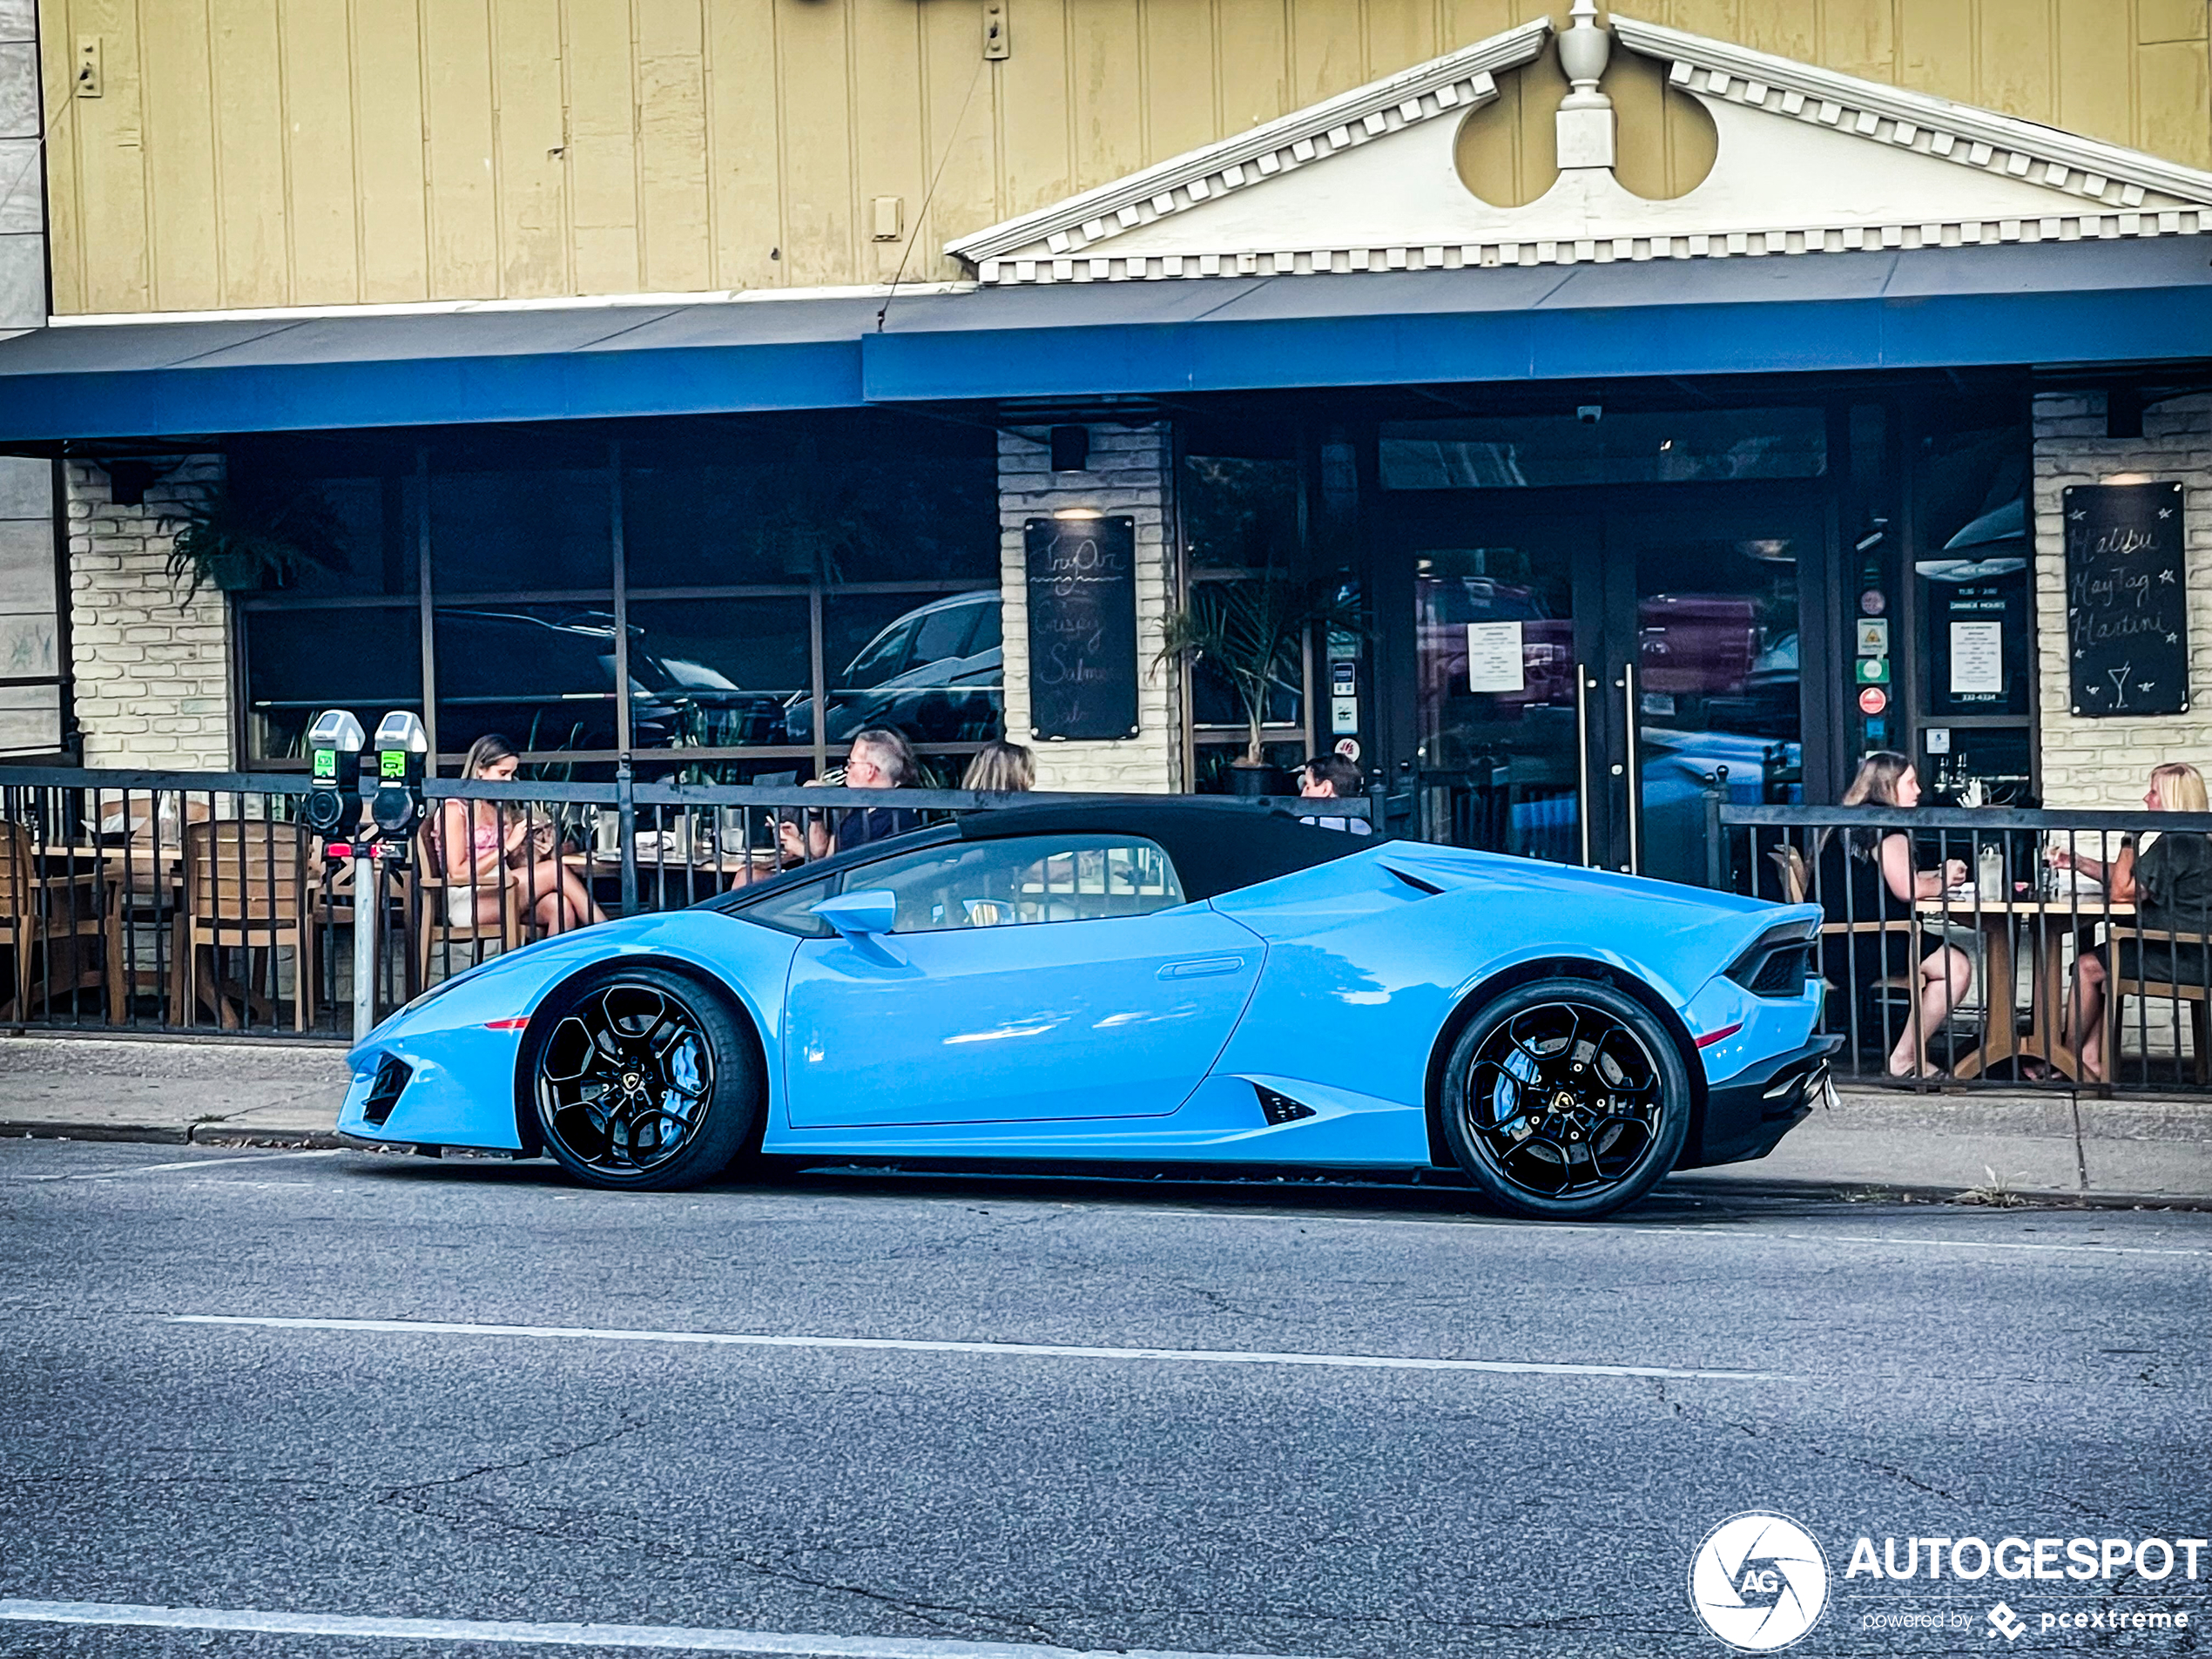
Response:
[1,0,2209,880]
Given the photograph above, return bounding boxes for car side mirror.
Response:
[811,889,898,941]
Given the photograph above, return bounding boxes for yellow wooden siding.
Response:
[40,0,2212,314]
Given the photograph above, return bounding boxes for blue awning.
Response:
[0,237,2203,442]
[860,237,2212,401]
[0,295,878,442]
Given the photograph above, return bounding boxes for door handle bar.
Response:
[1574,668,1594,868]
[1622,660,1641,876]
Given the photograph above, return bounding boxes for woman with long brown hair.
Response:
[1818,752,1974,1076]
[437,734,607,937]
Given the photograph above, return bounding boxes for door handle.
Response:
[1621,661,1641,876]
[1574,669,1594,867]
[1159,955,1246,980]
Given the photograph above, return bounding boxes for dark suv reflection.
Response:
[785,591,1004,746]
[431,610,783,753]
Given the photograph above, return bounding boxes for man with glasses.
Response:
[777,728,925,865]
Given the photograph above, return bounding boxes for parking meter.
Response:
[302,710,366,840]
[369,711,430,840]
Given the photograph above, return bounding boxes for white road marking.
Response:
[0,1599,1333,1657]
[17,1149,348,1183]
[169,1313,1782,1381]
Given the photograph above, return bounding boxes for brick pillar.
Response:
[997,424,1183,793]
[2033,394,2212,809]
[65,456,235,771]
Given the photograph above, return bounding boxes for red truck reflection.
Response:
[1415,577,1575,718]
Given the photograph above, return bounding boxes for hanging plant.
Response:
[162,482,347,604]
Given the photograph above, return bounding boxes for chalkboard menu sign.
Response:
[1025,516,1139,741]
[2065,482,2188,718]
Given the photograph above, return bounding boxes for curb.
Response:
[1,1120,349,1150]
[4,1116,2209,1209]
[1664,1174,2212,1212]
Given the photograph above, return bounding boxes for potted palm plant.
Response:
[163,482,347,604]
[1157,575,1359,795]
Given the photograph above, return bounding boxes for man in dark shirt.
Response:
[778,726,923,863]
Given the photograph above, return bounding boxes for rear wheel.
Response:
[526,968,759,1191]
[1440,976,1691,1221]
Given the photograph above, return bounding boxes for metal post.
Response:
[352,852,377,1044]
[1703,765,1730,890]
[617,756,639,918]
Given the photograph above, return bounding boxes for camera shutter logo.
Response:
[1689,1512,1830,1651]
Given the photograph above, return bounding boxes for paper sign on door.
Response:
[1950,622,2003,695]
[1467,622,1525,692]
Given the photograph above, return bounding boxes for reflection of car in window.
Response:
[1415,576,1575,719]
[785,590,1004,745]
[430,610,779,752]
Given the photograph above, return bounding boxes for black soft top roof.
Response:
[707,799,1369,914]
[955,799,1368,901]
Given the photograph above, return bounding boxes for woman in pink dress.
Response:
[437,734,606,936]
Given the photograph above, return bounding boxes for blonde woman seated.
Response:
[961,739,1035,793]
[436,734,607,937]
[2058,761,2212,1082]
[1817,752,1974,1077]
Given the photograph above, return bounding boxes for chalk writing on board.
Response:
[1025,516,1139,741]
[2064,482,2188,718]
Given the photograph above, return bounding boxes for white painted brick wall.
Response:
[998,425,1183,793]
[65,456,234,770]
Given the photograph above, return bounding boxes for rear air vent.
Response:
[1383,866,1445,896]
[363,1055,413,1128]
[1254,1084,1318,1126]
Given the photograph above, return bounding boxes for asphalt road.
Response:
[1,1140,2206,1659]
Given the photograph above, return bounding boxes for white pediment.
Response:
[948,10,2212,286]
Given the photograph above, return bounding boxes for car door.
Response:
[783,832,1264,1127]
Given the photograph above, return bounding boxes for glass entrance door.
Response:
[1604,508,1818,886]
[1400,516,1599,861]
[1388,499,1818,883]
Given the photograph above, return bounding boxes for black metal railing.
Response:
[1714,800,2212,1093]
[0,765,1368,1042]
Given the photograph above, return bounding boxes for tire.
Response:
[524,967,761,1191]
[1440,976,1692,1221]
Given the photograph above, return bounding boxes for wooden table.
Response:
[1921,897,2133,1081]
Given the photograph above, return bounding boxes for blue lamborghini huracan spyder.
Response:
[341,801,1838,1219]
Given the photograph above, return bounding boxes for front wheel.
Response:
[1440,976,1691,1221]
[525,968,760,1191]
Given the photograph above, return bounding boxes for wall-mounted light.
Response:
[2107,386,2144,440]
[99,459,156,507]
[1049,425,1089,473]
[1053,507,1102,521]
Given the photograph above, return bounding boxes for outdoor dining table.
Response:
[1918,895,2134,1082]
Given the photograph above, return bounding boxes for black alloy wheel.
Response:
[528,967,759,1191]
[1440,976,1691,1221]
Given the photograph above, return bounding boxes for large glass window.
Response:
[1380,408,1828,490]
[1178,433,1320,788]
[1913,421,2033,801]
[234,416,1002,779]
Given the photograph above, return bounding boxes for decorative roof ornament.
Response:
[1554,0,1615,172]
[946,10,2212,287]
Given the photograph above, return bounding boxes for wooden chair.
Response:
[173,820,319,1032]
[412,816,528,990]
[100,792,212,1022]
[1768,840,1945,1059]
[0,822,120,1022]
[2105,926,2212,1085]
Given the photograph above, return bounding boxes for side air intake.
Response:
[363,1055,413,1128]
[1254,1084,1318,1126]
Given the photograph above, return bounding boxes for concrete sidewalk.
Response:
[2,1033,2209,1205]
